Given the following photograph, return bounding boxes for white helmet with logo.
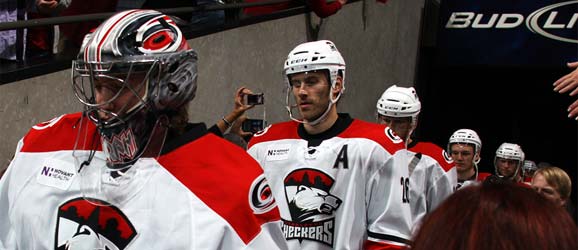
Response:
[283,40,346,125]
[494,142,525,179]
[448,129,482,164]
[376,85,421,123]
[284,40,346,90]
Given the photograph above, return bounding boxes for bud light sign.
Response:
[438,0,578,66]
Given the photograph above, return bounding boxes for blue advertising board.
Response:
[438,0,578,66]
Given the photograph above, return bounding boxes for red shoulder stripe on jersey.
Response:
[21,113,101,153]
[247,121,300,149]
[478,172,492,181]
[338,120,405,154]
[409,142,455,172]
[158,133,280,244]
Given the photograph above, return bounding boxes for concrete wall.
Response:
[0,0,425,170]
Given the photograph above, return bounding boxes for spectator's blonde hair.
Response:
[533,166,572,200]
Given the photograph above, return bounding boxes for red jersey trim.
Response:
[248,119,405,155]
[247,121,300,149]
[21,113,101,153]
[409,142,455,172]
[478,172,492,182]
[338,120,405,155]
[158,133,280,244]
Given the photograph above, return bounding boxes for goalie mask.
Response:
[72,9,198,169]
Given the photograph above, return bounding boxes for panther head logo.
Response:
[284,169,342,222]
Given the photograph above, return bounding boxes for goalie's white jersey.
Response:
[0,113,287,250]
[247,114,412,250]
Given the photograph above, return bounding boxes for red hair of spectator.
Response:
[411,182,577,250]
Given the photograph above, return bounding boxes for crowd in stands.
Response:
[1,0,356,63]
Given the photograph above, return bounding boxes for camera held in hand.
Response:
[246,93,264,105]
[242,118,264,133]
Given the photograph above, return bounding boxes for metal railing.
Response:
[0,0,295,31]
[0,0,308,84]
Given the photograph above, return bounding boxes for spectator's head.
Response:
[375,85,421,141]
[532,166,572,207]
[494,143,525,181]
[412,182,578,250]
[447,129,481,176]
[283,40,345,125]
[72,9,197,168]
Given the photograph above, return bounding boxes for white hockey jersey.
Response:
[247,114,412,250]
[0,113,287,250]
[406,141,457,232]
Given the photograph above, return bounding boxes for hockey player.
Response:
[522,160,538,184]
[375,85,456,231]
[447,129,491,188]
[247,40,412,249]
[0,10,286,250]
[494,142,525,183]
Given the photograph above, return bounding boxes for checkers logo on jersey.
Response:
[55,198,137,250]
[282,169,342,247]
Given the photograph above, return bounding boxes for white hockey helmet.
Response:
[448,129,482,158]
[283,40,346,125]
[495,143,525,161]
[522,160,538,177]
[494,142,525,178]
[376,85,421,122]
[284,40,346,91]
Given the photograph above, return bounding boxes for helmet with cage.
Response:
[73,9,197,126]
[72,9,197,168]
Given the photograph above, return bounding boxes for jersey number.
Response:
[400,177,410,203]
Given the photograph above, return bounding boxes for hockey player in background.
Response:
[494,142,526,184]
[0,9,286,250]
[247,40,413,249]
[375,85,457,232]
[522,159,538,184]
[447,129,491,188]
